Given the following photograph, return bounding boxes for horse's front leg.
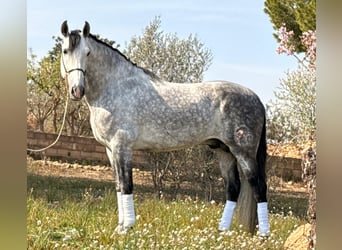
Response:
[109,131,136,234]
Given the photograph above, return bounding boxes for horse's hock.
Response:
[27,131,302,181]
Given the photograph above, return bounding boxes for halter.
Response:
[67,67,86,75]
[61,53,86,100]
[61,54,86,77]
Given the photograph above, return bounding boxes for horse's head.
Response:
[60,21,91,101]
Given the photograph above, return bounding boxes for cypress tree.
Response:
[264,0,316,53]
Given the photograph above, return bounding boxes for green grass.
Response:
[27,172,306,250]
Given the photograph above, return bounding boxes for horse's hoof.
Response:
[111,224,126,236]
[218,226,229,232]
[111,224,132,236]
[218,228,234,236]
[257,231,270,238]
[218,223,231,232]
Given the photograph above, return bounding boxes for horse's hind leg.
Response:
[216,149,240,231]
[234,152,270,236]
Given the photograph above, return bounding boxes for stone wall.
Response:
[27,131,146,165]
[27,131,109,163]
[267,156,302,181]
[27,131,302,181]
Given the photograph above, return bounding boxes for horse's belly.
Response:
[133,136,206,151]
[133,120,216,151]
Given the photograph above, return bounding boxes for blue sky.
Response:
[27,0,298,103]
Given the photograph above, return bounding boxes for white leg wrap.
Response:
[116,192,124,225]
[257,202,270,236]
[122,194,136,228]
[218,200,236,231]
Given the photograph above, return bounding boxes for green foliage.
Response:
[264,0,316,53]
[27,47,62,96]
[266,66,316,143]
[125,16,213,83]
[27,48,64,132]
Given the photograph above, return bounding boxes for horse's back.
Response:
[160,80,265,121]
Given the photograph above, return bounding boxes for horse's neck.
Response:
[85,40,152,105]
[87,41,126,78]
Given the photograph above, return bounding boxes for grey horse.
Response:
[60,21,270,236]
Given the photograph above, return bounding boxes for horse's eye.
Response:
[87,51,90,57]
[63,49,68,54]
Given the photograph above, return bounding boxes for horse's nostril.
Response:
[71,87,77,96]
[71,86,84,99]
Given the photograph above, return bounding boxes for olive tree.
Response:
[125,16,212,83]
[266,66,316,143]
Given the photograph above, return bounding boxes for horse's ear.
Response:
[83,21,90,37]
[61,20,69,37]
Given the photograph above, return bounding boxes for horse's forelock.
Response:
[68,30,82,52]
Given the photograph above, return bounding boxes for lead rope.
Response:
[27,77,70,152]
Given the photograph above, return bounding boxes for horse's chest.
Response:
[89,108,116,147]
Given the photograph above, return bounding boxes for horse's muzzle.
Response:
[71,86,85,100]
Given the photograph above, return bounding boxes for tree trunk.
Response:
[301,142,316,249]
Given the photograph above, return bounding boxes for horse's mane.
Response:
[67,30,160,81]
[89,33,160,80]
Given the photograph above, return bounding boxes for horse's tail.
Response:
[236,115,267,234]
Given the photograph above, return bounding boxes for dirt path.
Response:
[27,156,307,195]
[27,157,153,187]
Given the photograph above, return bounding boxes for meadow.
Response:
[27,158,307,249]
